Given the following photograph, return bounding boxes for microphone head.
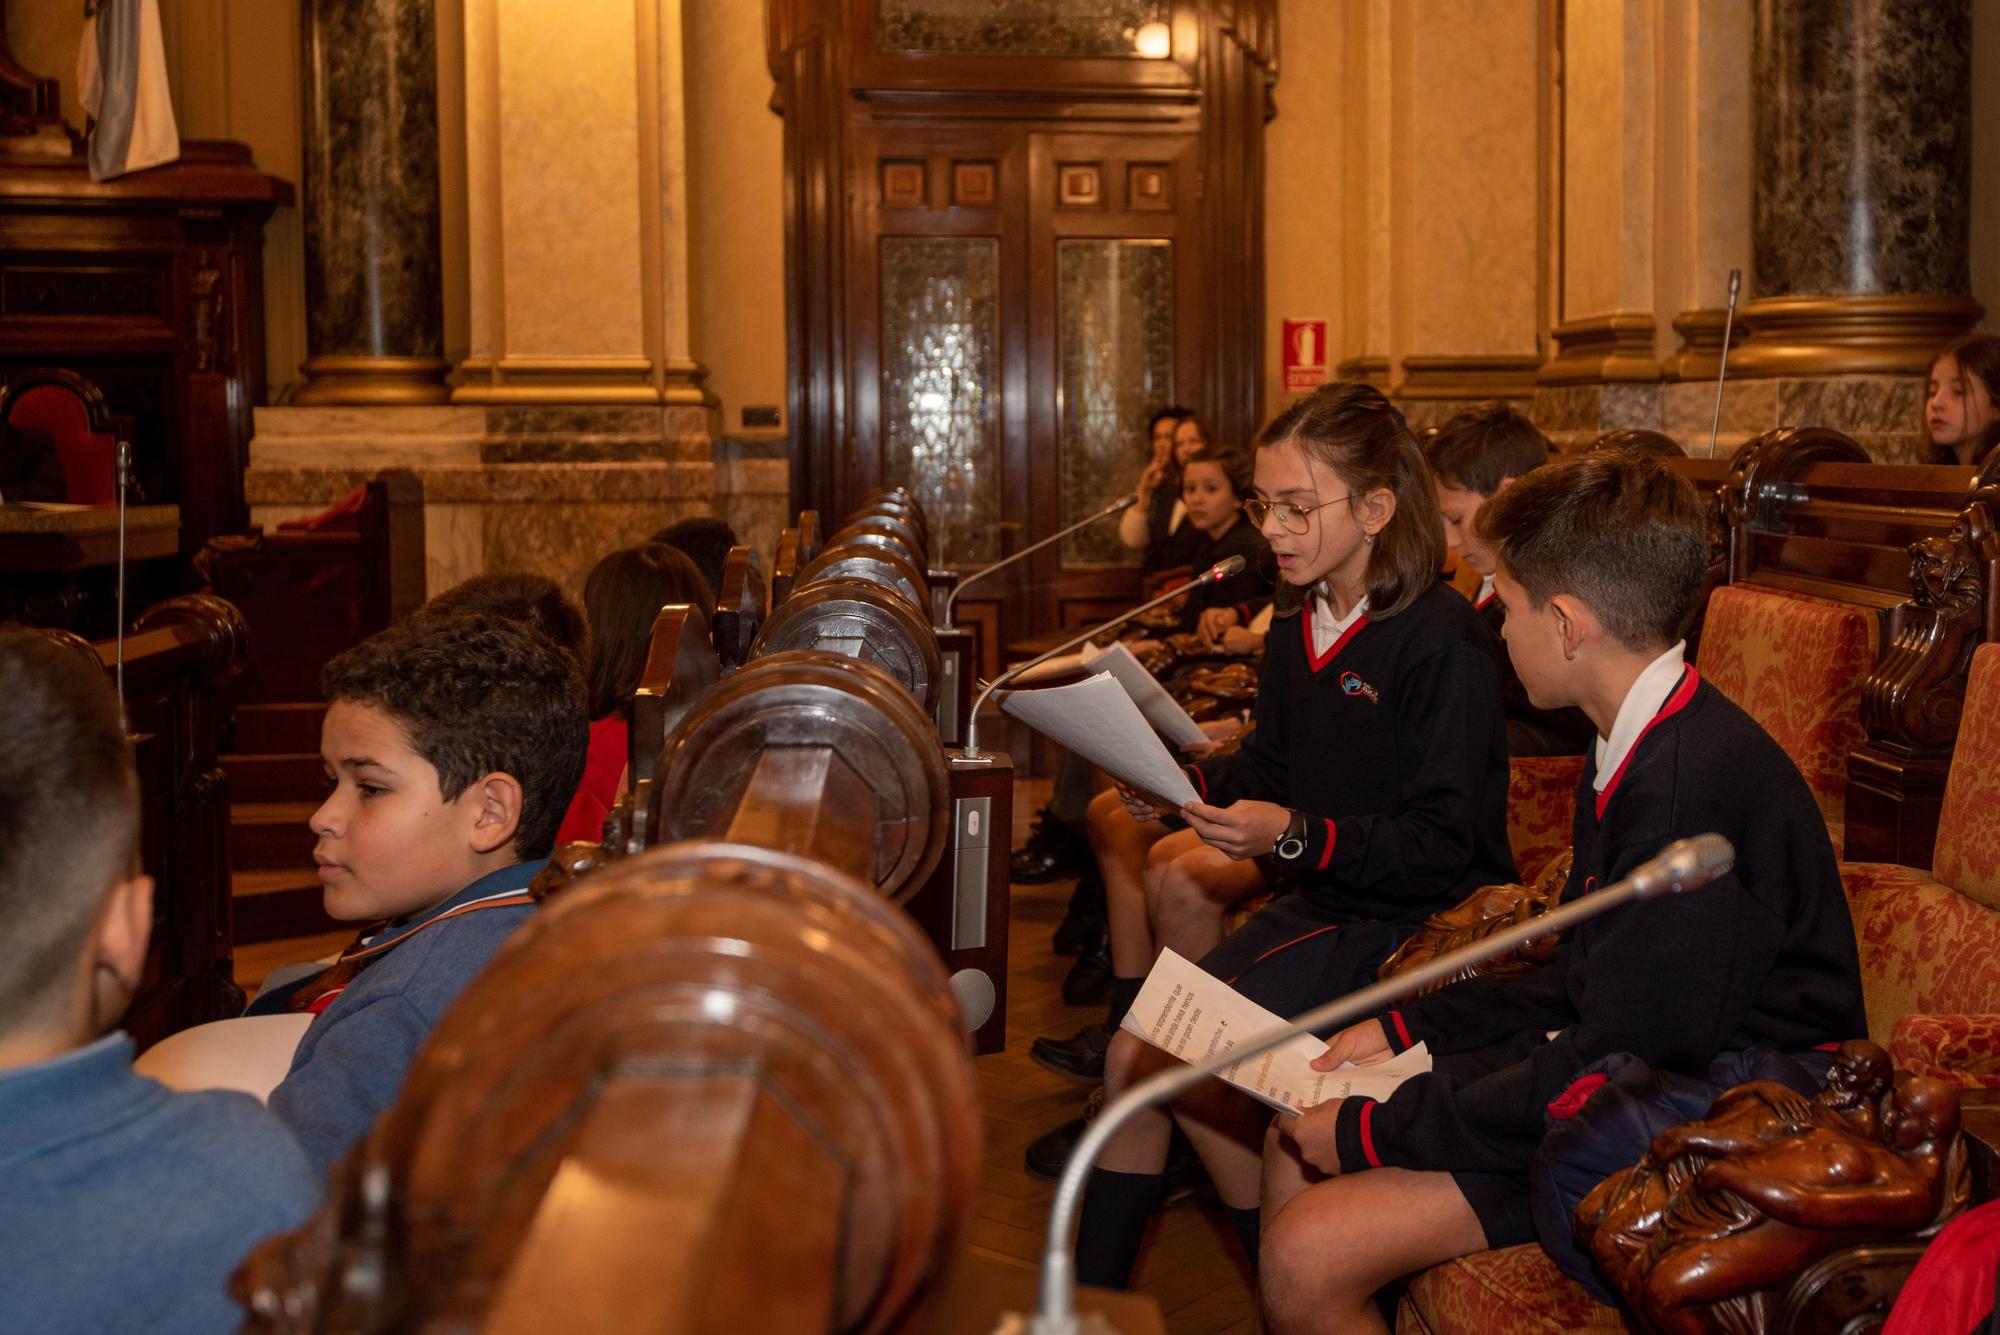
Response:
[1726,268,1742,298]
[1206,555,1247,581]
[1639,834,1735,898]
[1111,493,1140,513]
[948,968,996,1032]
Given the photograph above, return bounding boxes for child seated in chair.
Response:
[0,628,319,1334]
[1256,450,1866,1335]
[1425,402,1594,757]
[252,611,589,1173]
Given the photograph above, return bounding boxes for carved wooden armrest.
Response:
[1772,1239,1929,1335]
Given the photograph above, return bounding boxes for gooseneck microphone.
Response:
[941,493,1139,628]
[957,555,1247,762]
[1009,833,1737,1334]
[1706,268,1743,459]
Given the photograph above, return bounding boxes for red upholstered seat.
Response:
[1506,755,1583,878]
[7,381,118,506]
[1397,1245,1626,1333]
[1694,584,1874,856]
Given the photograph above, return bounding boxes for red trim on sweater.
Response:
[1303,609,1369,673]
[1224,922,1344,985]
[1546,1072,1609,1121]
[1188,765,1208,802]
[1315,818,1336,871]
[1357,1100,1382,1168]
[1594,668,1700,820]
[1388,1011,1412,1050]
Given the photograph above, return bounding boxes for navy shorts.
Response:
[1196,892,1417,1035]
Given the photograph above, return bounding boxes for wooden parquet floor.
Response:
[990,780,1258,1334]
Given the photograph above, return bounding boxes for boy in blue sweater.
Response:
[0,628,320,1334]
[254,610,588,1172]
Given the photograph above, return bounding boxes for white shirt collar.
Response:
[1593,641,1688,792]
[1310,594,1369,657]
[1476,574,1495,606]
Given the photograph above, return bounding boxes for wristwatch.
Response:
[1273,808,1309,862]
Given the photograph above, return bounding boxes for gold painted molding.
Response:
[1535,314,1662,387]
[1729,293,1987,378]
[1333,355,1391,389]
[454,356,661,405]
[1393,354,1541,401]
[294,356,453,406]
[1661,308,1746,382]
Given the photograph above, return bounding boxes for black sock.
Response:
[1106,975,1145,1030]
[1224,1204,1261,1272]
[1074,1168,1164,1290]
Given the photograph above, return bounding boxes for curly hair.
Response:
[419,573,590,665]
[0,628,139,1026]
[1475,449,1708,652]
[322,611,589,860]
[1424,402,1552,494]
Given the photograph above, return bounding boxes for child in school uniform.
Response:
[1425,402,1595,758]
[1255,450,1866,1335]
[251,611,589,1173]
[0,629,320,1334]
[1068,381,1516,1289]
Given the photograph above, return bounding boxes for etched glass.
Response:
[880,236,1001,565]
[1057,238,1174,565]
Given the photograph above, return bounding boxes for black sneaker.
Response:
[1024,1089,1103,1182]
[1161,1132,1211,1205]
[1052,875,1107,957]
[1011,809,1092,884]
[1061,925,1113,1008]
[1030,1022,1111,1081]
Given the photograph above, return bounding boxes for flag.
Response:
[77,0,180,182]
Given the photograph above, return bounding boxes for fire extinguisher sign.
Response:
[1281,319,1328,393]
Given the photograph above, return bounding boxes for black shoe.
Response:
[1161,1132,1210,1205]
[1025,1089,1103,1182]
[1031,1022,1111,1081]
[1052,875,1107,957]
[1062,926,1113,1007]
[1011,809,1092,885]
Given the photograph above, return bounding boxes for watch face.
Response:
[1277,835,1305,861]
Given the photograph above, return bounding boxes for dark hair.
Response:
[650,515,738,604]
[421,573,590,664]
[323,612,589,861]
[1930,335,2000,464]
[1256,381,1445,620]
[582,543,716,720]
[1182,442,1254,502]
[1424,403,1552,494]
[0,628,138,1026]
[1476,449,1708,652]
[1589,428,1685,459]
[1148,404,1194,435]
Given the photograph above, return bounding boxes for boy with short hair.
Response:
[256,611,589,1172]
[0,628,319,1334]
[1425,402,1594,757]
[1255,451,1865,1335]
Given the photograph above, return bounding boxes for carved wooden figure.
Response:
[235,842,982,1334]
[1577,1045,1971,1335]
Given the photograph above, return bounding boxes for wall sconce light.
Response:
[1132,21,1170,59]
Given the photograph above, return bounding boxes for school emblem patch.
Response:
[1339,671,1379,704]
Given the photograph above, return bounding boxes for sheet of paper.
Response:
[1000,672,1200,807]
[1081,640,1210,748]
[1119,948,1433,1114]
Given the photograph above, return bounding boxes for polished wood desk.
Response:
[0,504,182,635]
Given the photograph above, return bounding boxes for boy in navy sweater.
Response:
[0,629,319,1334]
[254,611,588,1173]
[1256,451,1865,1335]
[1425,402,1594,758]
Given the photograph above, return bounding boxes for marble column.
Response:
[1735,0,1982,379]
[294,0,451,405]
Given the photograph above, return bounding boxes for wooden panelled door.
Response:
[771,0,1275,670]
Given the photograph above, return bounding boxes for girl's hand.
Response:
[1277,1100,1346,1176]
[1220,626,1265,656]
[1137,460,1168,500]
[1197,606,1242,647]
[1310,1019,1393,1071]
[1180,799,1289,859]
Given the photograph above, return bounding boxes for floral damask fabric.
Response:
[1841,860,2000,1053]
[1695,585,1873,856]
[1891,1013,2000,1089]
[1507,756,1584,879]
[1397,1243,1628,1334]
[1930,644,2000,910]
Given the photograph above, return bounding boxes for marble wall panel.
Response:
[1658,381,1780,438]
[1775,376,1927,437]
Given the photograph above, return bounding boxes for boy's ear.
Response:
[466,771,524,855]
[1494,474,1517,493]
[88,873,154,1033]
[1547,592,1600,659]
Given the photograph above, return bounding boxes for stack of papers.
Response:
[1001,672,1200,807]
[1120,949,1433,1114]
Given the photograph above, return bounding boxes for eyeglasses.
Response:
[1245,494,1352,535]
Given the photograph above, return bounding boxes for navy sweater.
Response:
[0,1034,319,1334]
[265,859,545,1173]
[1187,580,1515,921]
[1177,515,1274,630]
[1332,673,1866,1175]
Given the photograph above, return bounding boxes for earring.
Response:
[1363,531,1375,545]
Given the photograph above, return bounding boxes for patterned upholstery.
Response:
[1891,1014,2000,1089]
[1507,756,1583,879]
[1398,1245,1627,1334]
[1930,645,2000,911]
[1840,860,2000,1051]
[1694,584,1874,856]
